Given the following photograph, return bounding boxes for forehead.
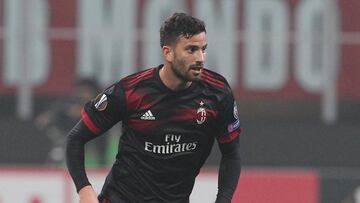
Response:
[175,32,207,47]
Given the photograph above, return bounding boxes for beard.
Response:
[171,57,202,82]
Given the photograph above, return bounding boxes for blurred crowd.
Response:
[34,79,116,167]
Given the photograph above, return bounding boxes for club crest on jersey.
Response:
[94,94,108,111]
[196,101,207,125]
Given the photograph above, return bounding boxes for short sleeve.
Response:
[216,86,242,144]
[81,82,126,135]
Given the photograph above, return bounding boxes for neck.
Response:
[160,63,192,91]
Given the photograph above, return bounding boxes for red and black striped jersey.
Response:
[82,65,241,203]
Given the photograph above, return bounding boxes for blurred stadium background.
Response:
[0,0,359,202]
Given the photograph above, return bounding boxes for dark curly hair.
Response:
[160,12,206,47]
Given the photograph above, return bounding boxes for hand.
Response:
[79,185,99,203]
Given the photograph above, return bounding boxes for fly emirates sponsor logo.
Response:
[144,134,197,154]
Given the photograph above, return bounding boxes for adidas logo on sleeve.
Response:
[140,110,156,120]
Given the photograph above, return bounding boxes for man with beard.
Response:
[66,12,242,203]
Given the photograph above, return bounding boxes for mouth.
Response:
[190,67,202,75]
[190,65,203,71]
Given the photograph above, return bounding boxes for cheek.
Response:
[182,59,192,68]
[175,55,190,66]
[181,55,194,66]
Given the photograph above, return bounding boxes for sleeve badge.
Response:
[94,94,108,111]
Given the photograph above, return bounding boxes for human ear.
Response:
[162,46,174,62]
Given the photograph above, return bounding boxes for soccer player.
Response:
[66,12,242,203]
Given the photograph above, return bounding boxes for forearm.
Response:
[216,157,241,202]
[66,120,97,192]
[216,143,241,203]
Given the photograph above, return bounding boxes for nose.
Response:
[196,50,205,63]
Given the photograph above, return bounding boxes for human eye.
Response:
[201,46,207,53]
[186,46,198,54]
[201,45,207,53]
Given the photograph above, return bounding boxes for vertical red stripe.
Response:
[81,108,101,134]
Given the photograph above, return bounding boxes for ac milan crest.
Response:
[196,101,207,125]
